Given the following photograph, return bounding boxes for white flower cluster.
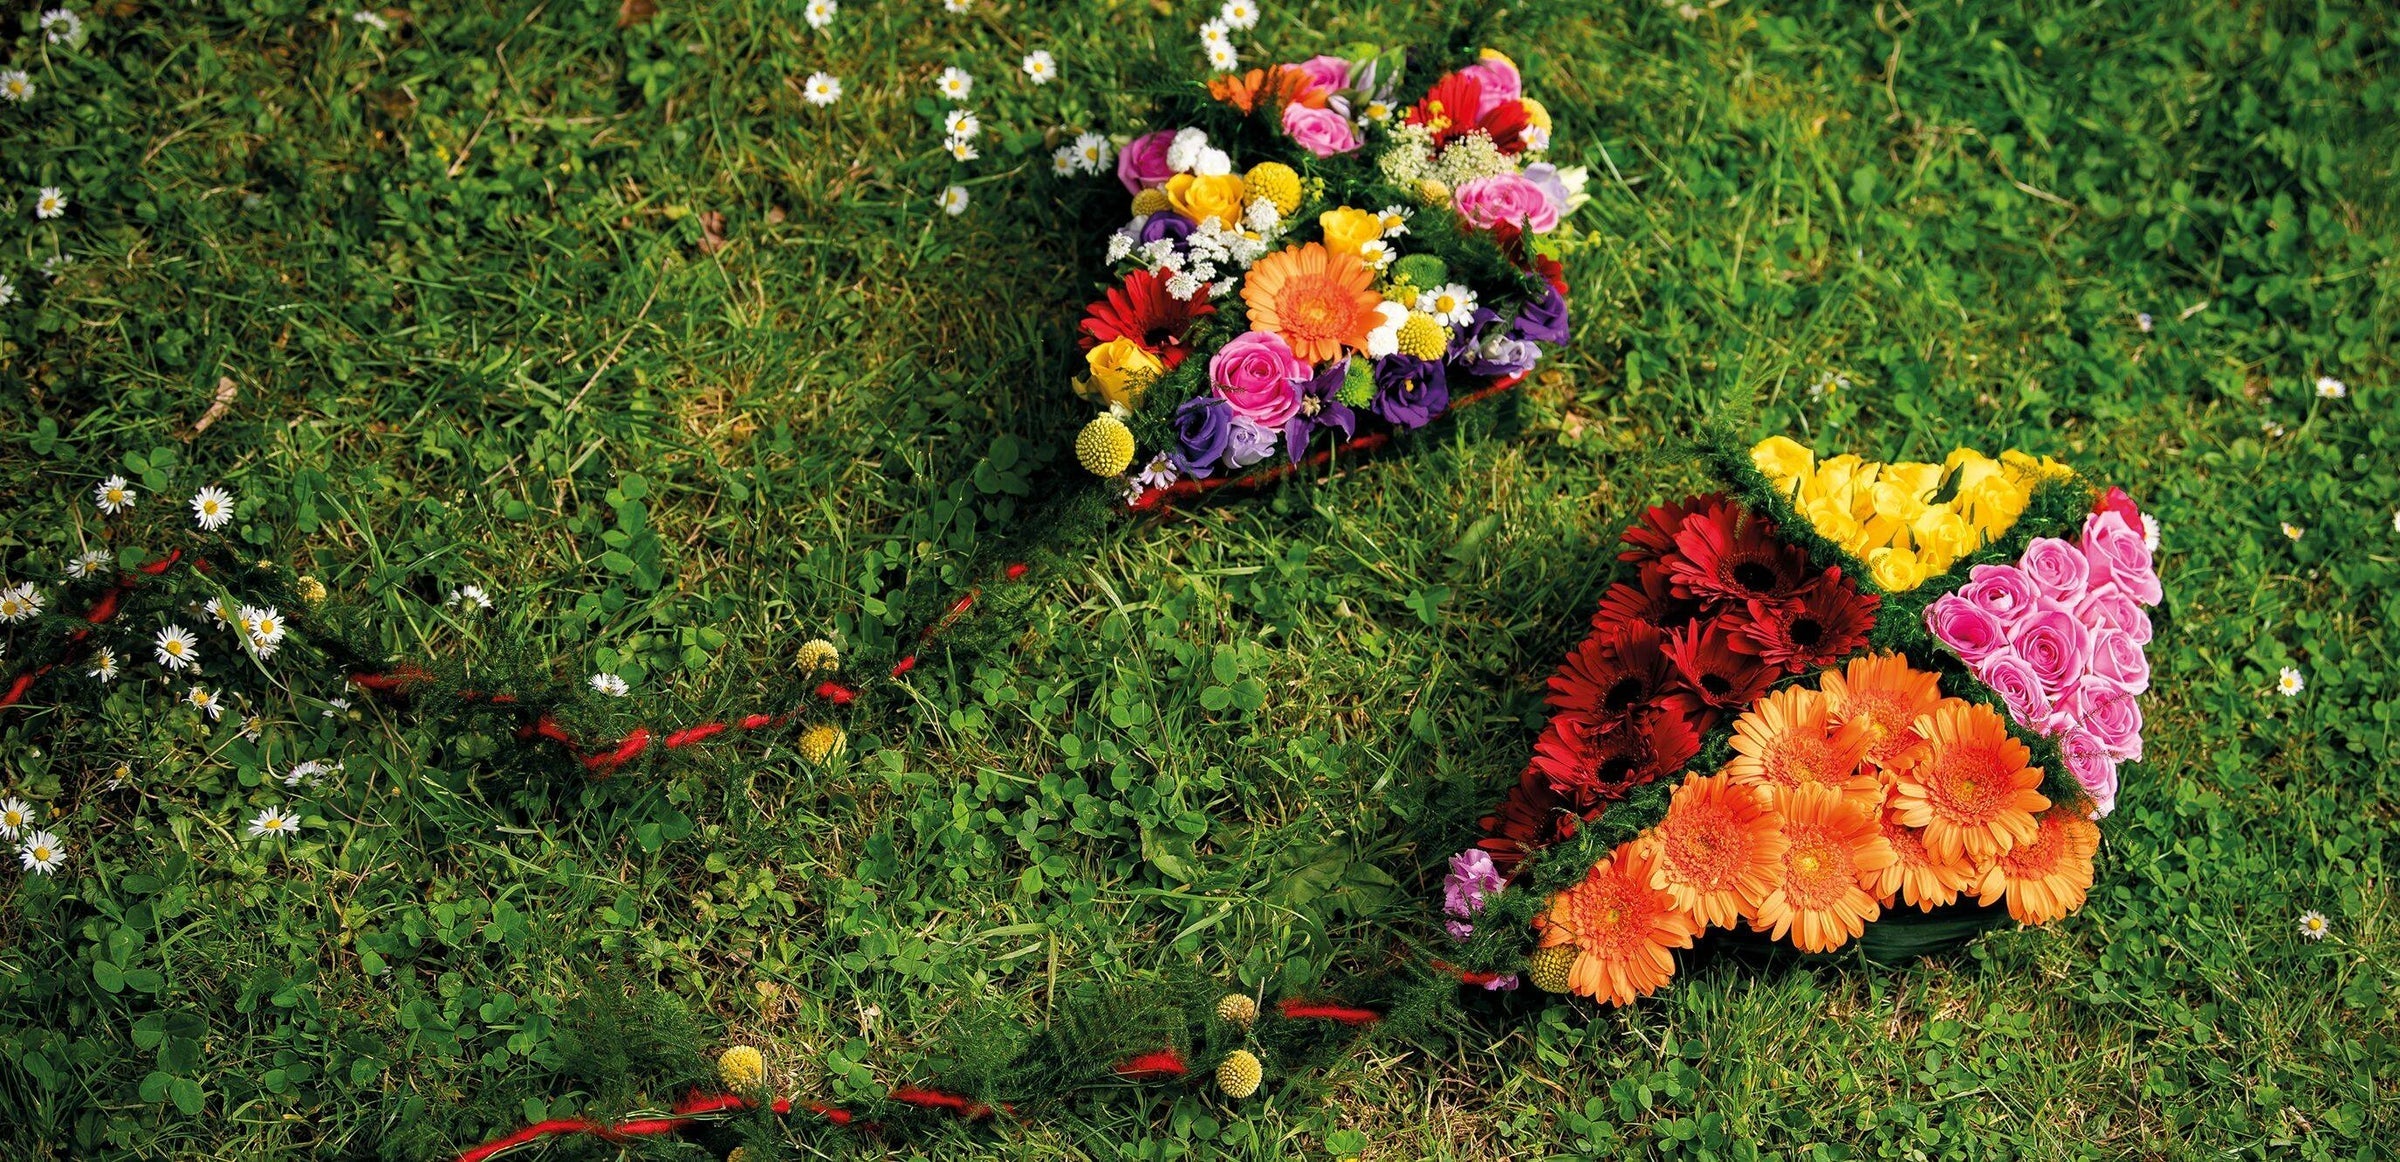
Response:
[1051,132,1114,178]
[1199,0,1259,72]
[4,797,67,876]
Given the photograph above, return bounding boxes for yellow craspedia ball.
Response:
[1075,414,1136,477]
[1243,162,1302,216]
[799,723,846,765]
[1526,944,1577,994]
[1395,312,1448,360]
[727,1149,751,1162]
[718,1045,766,1090]
[1131,188,1172,216]
[1215,1049,1262,1099]
[1215,994,1259,1028]
[1415,177,1451,206]
[296,576,327,605]
[795,638,841,674]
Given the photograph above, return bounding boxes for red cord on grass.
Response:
[1277,1000,1381,1026]
[584,727,651,773]
[1114,1050,1189,1079]
[889,1087,1004,1119]
[663,722,727,749]
[816,680,857,705]
[1005,562,1029,581]
[890,655,917,676]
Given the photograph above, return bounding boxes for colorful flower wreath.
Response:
[1440,430,2163,1004]
[1062,46,1588,507]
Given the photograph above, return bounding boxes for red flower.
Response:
[1664,503,1812,606]
[1478,766,1578,872]
[1728,570,1880,674]
[1529,707,1701,812]
[1547,622,1691,726]
[1665,619,1777,711]
[1619,494,1732,567]
[2093,485,2142,528]
[1593,567,1703,635]
[1404,73,1529,153]
[1080,268,1215,369]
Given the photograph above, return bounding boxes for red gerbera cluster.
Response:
[1480,495,1880,870]
[1079,268,1215,370]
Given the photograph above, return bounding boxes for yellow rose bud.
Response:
[1165,172,1247,227]
[1869,546,1929,592]
[1083,337,1164,409]
[1316,206,1386,258]
[1749,436,1814,485]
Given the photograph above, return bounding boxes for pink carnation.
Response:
[1926,593,2009,664]
[1281,102,1360,158]
[2082,510,2161,606]
[1453,172,1561,234]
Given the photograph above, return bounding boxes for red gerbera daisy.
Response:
[1665,504,1812,606]
[1592,568,1703,636]
[1405,72,1529,153]
[1664,620,1778,711]
[1619,494,1733,566]
[1478,766,1578,872]
[1079,268,1216,370]
[1529,707,1701,811]
[1547,622,1682,726]
[1727,569,1880,674]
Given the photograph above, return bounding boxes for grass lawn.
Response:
[3,0,2396,1158]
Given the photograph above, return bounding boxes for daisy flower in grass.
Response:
[937,185,970,216]
[190,485,234,530]
[0,582,44,622]
[944,109,980,140]
[1241,243,1381,364]
[1817,653,1948,774]
[154,624,199,670]
[1722,686,1879,807]
[1072,132,1113,173]
[1198,20,1231,49]
[35,187,68,219]
[943,137,979,162]
[801,72,842,106]
[1539,841,1699,1005]
[66,549,112,580]
[2297,911,2329,941]
[2315,375,2347,399]
[1640,774,1786,931]
[0,275,14,308]
[247,807,302,838]
[2281,521,2303,541]
[0,71,32,103]
[446,584,493,611]
[803,0,835,29]
[1218,0,1260,29]
[350,9,390,30]
[1051,146,1078,176]
[242,606,287,652]
[186,686,223,720]
[1889,701,2048,865]
[20,830,66,875]
[1205,41,1240,73]
[0,797,32,840]
[942,0,970,11]
[202,596,232,627]
[1753,785,1895,953]
[2277,666,2304,697]
[94,474,136,514]
[1872,802,1976,912]
[935,67,972,101]
[1022,50,1056,84]
[42,9,83,45]
[86,647,118,682]
[1972,810,2098,924]
[589,672,629,697]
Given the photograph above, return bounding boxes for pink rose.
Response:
[1926,593,2008,664]
[2070,680,2144,762]
[2018,536,2089,601]
[2087,627,2149,694]
[1292,55,1354,97]
[2059,729,2119,819]
[1458,55,1522,119]
[1963,564,2039,624]
[2082,510,2161,606]
[1453,173,1561,234]
[1975,650,2054,729]
[1210,331,1308,426]
[2076,586,2152,646]
[1117,129,1177,194]
[2013,606,2092,699]
[1281,103,1361,158]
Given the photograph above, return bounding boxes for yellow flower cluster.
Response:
[1750,436,2070,591]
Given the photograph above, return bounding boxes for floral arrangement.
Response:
[1438,430,2165,1006]
[1060,43,1589,505]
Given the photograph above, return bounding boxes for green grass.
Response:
[3,0,2396,1158]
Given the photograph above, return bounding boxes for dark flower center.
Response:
[1789,618,1824,647]
[1593,756,1640,785]
[1603,676,1647,712]
[1731,561,1779,594]
[1700,674,1732,697]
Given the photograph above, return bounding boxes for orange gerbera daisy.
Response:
[1889,702,2049,865]
[1241,243,1384,364]
[1751,785,1895,953]
[1817,653,1948,774]
[1974,809,2099,924]
[1538,841,1700,1005]
[1872,800,1976,912]
[1723,686,1879,806]
[1206,64,1324,115]
[1641,774,1787,930]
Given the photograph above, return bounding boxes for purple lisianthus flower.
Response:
[1511,283,1571,345]
[1223,415,1281,469]
[1372,354,1449,429]
[1283,358,1358,461]
[1443,849,1507,941]
[1461,309,1544,378]
[1138,211,1197,251]
[1171,395,1232,478]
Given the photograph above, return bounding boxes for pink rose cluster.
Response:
[1924,496,2161,820]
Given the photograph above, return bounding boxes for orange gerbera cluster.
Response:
[1537,654,2100,1005]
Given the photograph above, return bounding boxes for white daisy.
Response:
[241,714,264,742]
[94,474,135,514]
[935,66,973,101]
[943,136,979,162]
[447,584,493,611]
[323,696,352,718]
[1218,0,1260,30]
[0,71,31,103]
[2297,910,2329,940]
[65,549,111,580]
[2136,312,2154,332]
[2315,375,2347,399]
[802,72,842,107]
[943,0,970,10]
[1356,239,1394,270]
[351,9,389,30]
[1073,132,1112,172]
[41,9,82,44]
[2261,418,2287,438]
[190,485,234,531]
[1361,99,1392,124]
[590,672,630,697]
[246,807,302,838]
[19,830,65,875]
[1022,50,1056,84]
[0,274,14,308]
[1052,146,1080,176]
[242,605,287,649]
[1417,283,1479,326]
[86,647,117,682]
[1198,20,1230,49]
[803,0,836,29]
[186,685,223,720]
[0,797,31,839]
[2393,509,2400,534]
[0,582,44,623]
[1377,206,1411,235]
[1523,124,1551,152]
[154,624,199,670]
[1205,41,1240,73]
[34,187,67,219]
[105,763,131,790]
[2142,512,2161,552]
[938,185,970,216]
[202,596,232,627]
[285,758,340,787]
[2281,521,2303,541]
[2277,666,2304,697]
[944,109,981,140]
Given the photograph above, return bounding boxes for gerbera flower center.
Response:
[1730,561,1779,593]
[1782,834,1853,906]
[1788,617,1824,646]
[1700,674,1731,697]
[1603,677,1646,711]
[1287,287,1347,334]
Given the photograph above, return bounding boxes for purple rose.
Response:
[1210,330,1308,426]
[1281,102,1360,158]
[2071,679,2144,762]
[1963,564,2039,624]
[1371,354,1449,429]
[2014,606,2093,699]
[1442,848,1507,941]
[2082,510,2161,607]
[2088,627,2150,695]
[1926,593,2009,664]
[1118,129,1176,194]
[1458,55,1522,118]
[2059,729,2119,820]
[2076,586,2153,646]
[1453,172,1561,233]
[1291,54,1354,96]
[1975,650,2054,729]
[1170,395,1232,478]
[1138,211,1196,250]
[2019,537,2090,601]
[1283,358,1358,461]
[1224,416,1281,469]
[1511,283,1570,345]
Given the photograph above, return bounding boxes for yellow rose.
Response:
[1750,436,1814,486]
[1166,173,1247,227]
[1082,337,1164,408]
[1317,207,1385,258]
[1912,508,1980,563]
[1868,546,1930,591]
